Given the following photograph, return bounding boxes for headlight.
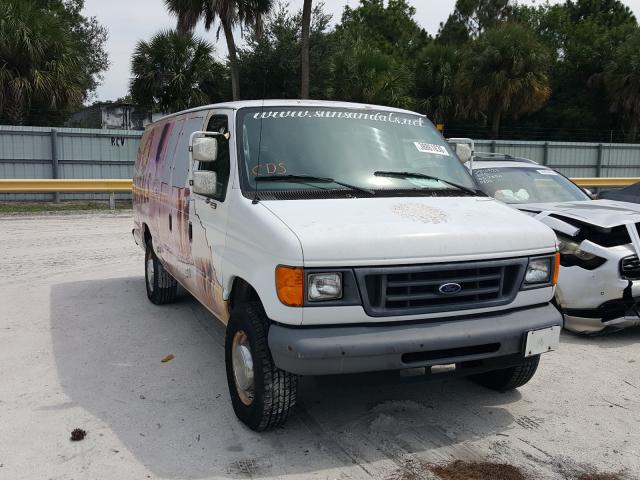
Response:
[308,273,342,301]
[557,235,596,260]
[525,257,552,284]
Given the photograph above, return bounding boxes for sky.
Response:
[83,0,640,102]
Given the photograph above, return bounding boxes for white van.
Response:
[133,100,562,431]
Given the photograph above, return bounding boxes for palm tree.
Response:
[164,0,273,101]
[300,0,312,98]
[457,22,551,137]
[603,31,640,142]
[333,39,413,109]
[130,30,221,113]
[415,43,461,124]
[0,0,85,125]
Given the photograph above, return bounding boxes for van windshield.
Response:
[236,107,477,196]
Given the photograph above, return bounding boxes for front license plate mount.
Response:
[524,326,561,358]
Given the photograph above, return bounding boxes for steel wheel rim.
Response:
[232,331,255,406]
[146,256,155,292]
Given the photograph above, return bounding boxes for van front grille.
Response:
[355,258,528,317]
[621,255,640,280]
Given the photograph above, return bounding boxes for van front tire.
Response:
[145,246,178,305]
[225,302,297,431]
[470,355,540,391]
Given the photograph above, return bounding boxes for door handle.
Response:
[189,222,192,242]
[169,214,172,231]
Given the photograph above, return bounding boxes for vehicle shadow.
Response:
[50,277,525,480]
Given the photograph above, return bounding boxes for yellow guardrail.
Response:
[571,178,640,188]
[0,177,638,193]
[0,179,132,193]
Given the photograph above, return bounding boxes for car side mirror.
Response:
[192,136,218,163]
[582,187,596,199]
[446,138,474,164]
[193,170,217,197]
[454,144,473,163]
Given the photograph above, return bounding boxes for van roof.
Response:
[153,99,424,124]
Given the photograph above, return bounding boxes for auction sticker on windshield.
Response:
[414,142,450,156]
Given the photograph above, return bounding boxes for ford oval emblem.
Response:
[438,283,462,295]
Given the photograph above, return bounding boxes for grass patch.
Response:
[0,201,132,214]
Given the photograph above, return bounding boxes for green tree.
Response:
[42,0,109,100]
[238,4,333,100]
[415,44,462,124]
[300,0,312,98]
[603,30,640,141]
[164,0,273,101]
[332,39,413,108]
[438,0,511,45]
[0,0,108,125]
[566,0,635,27]
[458,22,551,137]
[329,0,428,109]
[513,0,636,138]
[130,30,226,113]
[336,0,429,58]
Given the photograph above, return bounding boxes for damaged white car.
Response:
[468,154,640,334]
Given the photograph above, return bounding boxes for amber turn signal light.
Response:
[275,265,304,307]
[552,252,561,286]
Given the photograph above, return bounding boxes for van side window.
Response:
[199,114,230,201]
[162,119,183,186]
[172,117,204,188]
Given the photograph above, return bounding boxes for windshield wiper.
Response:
[255,174,375,195]
[374,171,481,196]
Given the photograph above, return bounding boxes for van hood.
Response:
[517,200,640,230]
[262,196,556,266]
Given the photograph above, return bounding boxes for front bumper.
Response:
[564,298,640,333]
[268,303,562,375]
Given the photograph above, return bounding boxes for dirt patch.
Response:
[70,428,86,441]
[577,473,625,480]
[430,460,527,480]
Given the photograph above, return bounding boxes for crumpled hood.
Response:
[262,196,557,265]
[517,200,640,229]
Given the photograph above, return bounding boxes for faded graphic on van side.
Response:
[134,115,228,323]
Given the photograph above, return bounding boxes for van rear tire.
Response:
[145,246,178,305]
[225,302,297,431]
[470,355,540,391]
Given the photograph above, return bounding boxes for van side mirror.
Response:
[192,136,218,163]
[193,171,217,197]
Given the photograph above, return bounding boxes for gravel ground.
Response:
[0,212,638,480]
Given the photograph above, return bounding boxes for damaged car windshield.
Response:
[236,107,477,195]
[473,167,590,204]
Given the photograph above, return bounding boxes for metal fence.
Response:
[474,140,640,178]
[0,126,140,201]
[1,126,640,201]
